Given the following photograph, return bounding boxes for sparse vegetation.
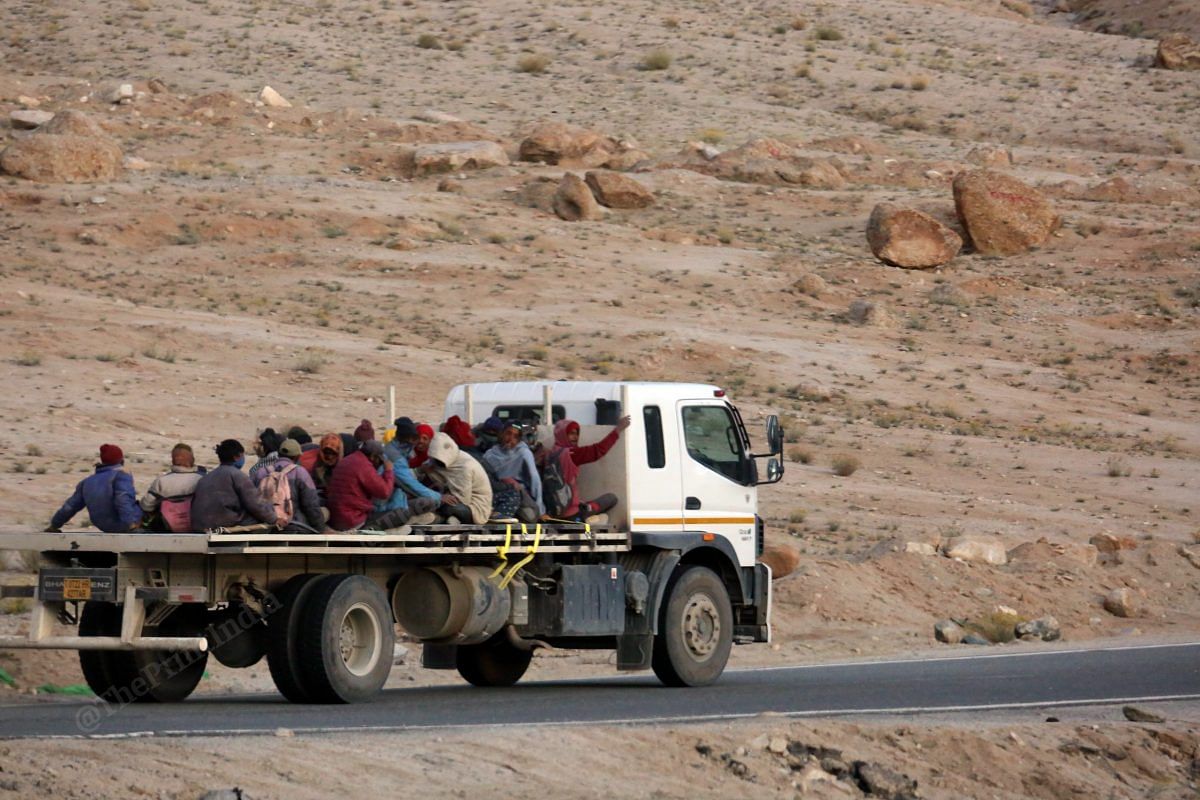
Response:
[640,49,672,70]
[416,33,442,50]
[516,53,551,73]
[831,454,860,477]
[1105,455,1132,478]
[814,26,843,41]
[12,352,41,367]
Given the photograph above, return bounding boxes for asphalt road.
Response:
[2,642,1198,739]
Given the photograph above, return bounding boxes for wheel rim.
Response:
[339,602,382,677]
[681,593,720,662]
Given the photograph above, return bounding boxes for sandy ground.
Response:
[2,0,1200,795]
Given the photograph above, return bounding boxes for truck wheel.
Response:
[78,601,133,701]
[651,566,733,687]
[265,573,324,703]
[207,604,267,669]
[456,632,532,687]
[132,604,209,703]
[298,574,394,703]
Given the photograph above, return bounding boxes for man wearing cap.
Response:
[46,444,142,533]
[253,438,330,533]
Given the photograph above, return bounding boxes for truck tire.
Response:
[132,604,209,703]
[79,602,208,703]
[456,632,532,687]
[651,566,733,687]
[297,574,394,703]
[207,604,267,669]
[78,601,133,701]
[265,573,324,703]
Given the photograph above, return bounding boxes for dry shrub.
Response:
[831,454,860,476]
[516,53,551,73]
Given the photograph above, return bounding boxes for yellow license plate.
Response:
[62,578,92,600]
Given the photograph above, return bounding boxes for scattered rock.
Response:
[1,134,122,183]
[952,169,1060,255]
[258,86,292,108]
[866,203,962,269]
[854,761,919,800]
[1103,587,1137,618]
[1090,533,1137,554]
[1015,616,1061,642]
[109,83,134,103]
[967,145,1012,168]
[944,538,1008,566]
[147,77,168,94]
[10,110,54,130]
[961,632,991,645]
[519,122,618,166]
[658,137,846,188]
[552,172,602,221]
[1123,705,1165,724]
[392,643,409,665]
[1,551,29,572]
[584,170,655,209]
[415,108,464,124]
[905,541,937,556]
[401,141,509,176]
[1179,545,1200,570]
[934,619,965,644]
[793,273,827,297]
[846,298,894,327]
[17,95,41,108]
[123,156,154,171]
[767,736,788,755]
[513,176,559,213]
[759,544,800,578]
[42,110,107,138]
[928,283,970,308]
[437,177,465,193]
[1007,539,1097,568]
[198,791,248,800]
[1156,34,1200,71]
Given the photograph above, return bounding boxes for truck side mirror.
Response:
[765,415,783,456]
[766,458,782,482]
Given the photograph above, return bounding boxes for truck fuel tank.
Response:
[391,566,510,646]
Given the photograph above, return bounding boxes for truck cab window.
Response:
[492,405,566,425]
[681,405,750,485]
[644,406,665,468]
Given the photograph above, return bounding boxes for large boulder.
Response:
[952,170,1060,255]
[866,203,962,268]
[710,138,845,188]
[1157,34,1200,71]
[584,170,654,209]
[1,135,122,182]
[258,85,292,108]
[42,109,108,137]
[759,544,800,578]
[400,140,509,176]
[552,172,602,221]
[519,122,618,165]
[1103,587,1138,618]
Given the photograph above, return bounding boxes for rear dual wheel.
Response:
[266,574,394,704]
[77,601,209,703]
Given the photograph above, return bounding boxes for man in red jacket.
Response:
[326,440,394,531]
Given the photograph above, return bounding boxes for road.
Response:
[2,642,1198,739]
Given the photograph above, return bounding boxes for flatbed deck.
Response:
[0,523,626,557]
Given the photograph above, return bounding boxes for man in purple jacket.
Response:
[46,444,142,532]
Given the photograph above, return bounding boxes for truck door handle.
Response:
[685,497,701,510]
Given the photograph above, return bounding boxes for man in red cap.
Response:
[46,444,142,533]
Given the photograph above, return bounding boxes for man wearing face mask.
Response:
[191,439,284,531]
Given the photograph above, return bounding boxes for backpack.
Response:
[258,463,297,526]
[159,496,194,532]
[541,448,574,518]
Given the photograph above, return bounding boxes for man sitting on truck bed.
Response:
[327,440,434,531]
[254,438,332,533]
[381,417,444,514]
[422,432,493,524]
[45,444,142,533]
[139,442,205,532]
[192,439,285,532]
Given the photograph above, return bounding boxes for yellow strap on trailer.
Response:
[499,523,542,589]
[489,523,514,580]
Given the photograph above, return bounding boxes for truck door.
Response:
[676,400,758,567]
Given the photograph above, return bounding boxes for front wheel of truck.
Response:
[651,566,733,687]
[456,631,532,687]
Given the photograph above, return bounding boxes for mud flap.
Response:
[616,633,653,671]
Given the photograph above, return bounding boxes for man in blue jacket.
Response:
[46,444,142,532]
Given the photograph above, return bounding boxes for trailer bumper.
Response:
[0,635,208,652]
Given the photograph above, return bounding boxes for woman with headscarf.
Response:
[303,432,343,505]
[546,415,631,521]
[482,423,543,520]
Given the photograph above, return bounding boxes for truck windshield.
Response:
[681,405,751,485]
